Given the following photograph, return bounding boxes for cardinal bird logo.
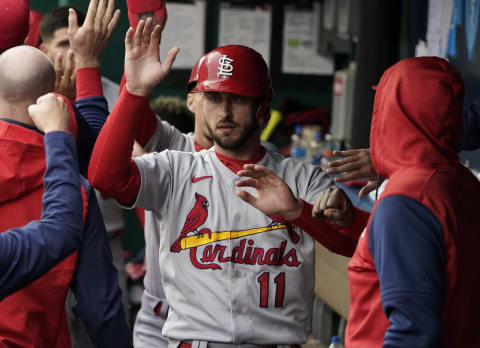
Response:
[170,193,210,253]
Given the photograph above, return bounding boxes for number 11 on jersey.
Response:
[257,272,285,308]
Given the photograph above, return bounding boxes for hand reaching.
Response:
[124,18,179,97]
[326,148,379,198]
[312,186,354,228]
[28,94,70,133]
[68,0,120,68]
[54,50,76,101]
[235,164,303,220]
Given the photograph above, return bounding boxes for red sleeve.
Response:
[88,88,146,205]
[76,68,103,99]
[119,73,157,146]
[288,200,369,257]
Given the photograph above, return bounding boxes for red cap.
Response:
[0,0,30,50]
[126,0,167,30]
[195,45,273,126]
[25,10,43,48]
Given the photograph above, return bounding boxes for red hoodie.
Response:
[0,98,82,347]
[346,57,480,347]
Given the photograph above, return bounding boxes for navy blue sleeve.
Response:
[457,102,480,151]
[70,182,133,347]
[0,131,83,300]
[369,195,444,348]
[74,96,109,176]
[76,96,109,135]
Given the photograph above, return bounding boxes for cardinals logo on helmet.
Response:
[170,193,210,253]
[217,55,234,76]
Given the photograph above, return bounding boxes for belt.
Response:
[179,342,300,348]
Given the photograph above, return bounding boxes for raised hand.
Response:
[28,94,70,134]
[124,18,179,97]
[235,164,303,220]
[312,187,354,228]
[68,0,121,68]
[54,50,76,101]
[326,148,379,198]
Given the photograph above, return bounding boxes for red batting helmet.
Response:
[195,45,273,127]
[187,56,206,93]
[126,0,167,30]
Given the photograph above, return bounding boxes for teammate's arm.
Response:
[371,196,443,346]
[326,149,380,199]
[0,94,83,300]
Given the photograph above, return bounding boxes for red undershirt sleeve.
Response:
[118,74,157,146]
[76,68,103,99]
[287,199,370,257]
[88,88,148,206]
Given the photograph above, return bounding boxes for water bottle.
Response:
[310,131,325,166]
[328,336,344,348]
[290,125,307,161]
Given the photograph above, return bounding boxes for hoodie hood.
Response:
[370,57,464,179]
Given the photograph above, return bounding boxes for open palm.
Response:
[235,164,302,220]
[124,18,179,96]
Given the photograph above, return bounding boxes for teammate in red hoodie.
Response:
[344,57,480,347]
[237,57,480,347]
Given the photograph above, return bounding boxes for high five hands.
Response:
[125,17,179,97]
[235,164,354,228]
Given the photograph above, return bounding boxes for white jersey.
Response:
[129,147,333,344]
[134,119,195,348]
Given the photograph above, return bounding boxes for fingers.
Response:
[143,18,153,46]
[328,155,358,168]
[54,52,64,87]
[95,0,107,32]
[106,9,121,38]
[235,178,258,189]
[162,47,180,72]
[359,180,377,199]
[235,190,257,207]
[64,50,75,80]
[68,8,78,36]
[125,27,134,52]
[150,24,162,47]
[103,0,115,29]
[323,208,347,220]
[54,52,64,74]
[134,20,146,48]
[312,187,342,219]
[85,0,99,27]
[326,188,345,209]
[236,169,262,180]
[332,149,364,157]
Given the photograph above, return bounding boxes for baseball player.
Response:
[133,57,212,348]
[89,19,367,345]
